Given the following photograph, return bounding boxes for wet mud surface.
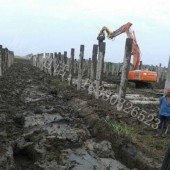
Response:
[0,58,167,170]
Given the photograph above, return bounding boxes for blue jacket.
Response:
[160,96,170,116]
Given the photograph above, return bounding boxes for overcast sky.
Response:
[0,0,170,66]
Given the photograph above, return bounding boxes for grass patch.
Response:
[104,118,137,141]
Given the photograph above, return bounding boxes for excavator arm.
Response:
[97,22,140,70]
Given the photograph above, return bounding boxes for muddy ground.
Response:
[0,58,168,170]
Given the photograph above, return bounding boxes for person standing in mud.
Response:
[158,86,170,135]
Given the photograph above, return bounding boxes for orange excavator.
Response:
[97,22,157,87]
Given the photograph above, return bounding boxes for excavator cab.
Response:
[128,70,157,88]
[115,63,157,88]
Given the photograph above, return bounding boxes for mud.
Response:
[0,58,167,170]
[0,59,131,170]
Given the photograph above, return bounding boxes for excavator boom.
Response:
[97,22,140,69]
[111,22,132,38]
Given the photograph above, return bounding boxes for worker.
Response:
[158,86,170,135]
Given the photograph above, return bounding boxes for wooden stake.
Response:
[90,44,98,81]
[117,38,133,107]
[77,45,84,91]
[68,48,74,86]
[95,42,106,99]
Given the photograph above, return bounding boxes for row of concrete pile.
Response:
[0,45,14,169]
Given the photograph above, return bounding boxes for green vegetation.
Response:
[104,118,137,141]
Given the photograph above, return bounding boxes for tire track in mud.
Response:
[0,58,130,170]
